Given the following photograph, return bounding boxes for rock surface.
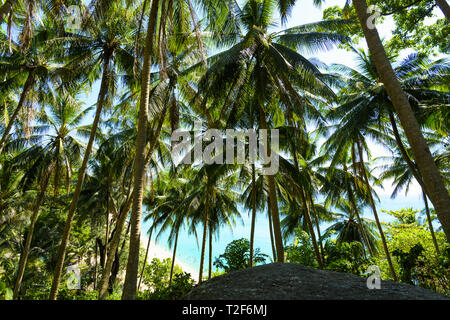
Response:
[183,263,449,300]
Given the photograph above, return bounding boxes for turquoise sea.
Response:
[141,194,427,275]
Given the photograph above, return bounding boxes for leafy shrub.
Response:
[213,238,269,272]
[138,272,194,300]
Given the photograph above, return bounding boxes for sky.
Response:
[78,0,441,200]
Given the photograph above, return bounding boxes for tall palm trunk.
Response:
[353,0,450,241]
[436,0,450,21]
[307,193,325,260]
[290,140,323,268]
[94,240,98,290]
[356,139,398,281]
[298,188,323,269]
[103,177,112,268]
[98,193,133,299]
[13,166,52,299]
[388,112,441,255]
[121,0,159,300]
[169,229,179,286]
[345,161,373,256]
[0,0,16,25]
[137,226,153,291]
[267,201,277,262]
[49,53,112,300]
[249,164,257,267]
[259,111,284,262]
[198,195,209,283]
[101,120,162,299]
[208,226,212,280]
[0,72,34,155]
[388,110,427,193]
[423,189,441,256]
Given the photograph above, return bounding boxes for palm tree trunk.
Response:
[101,122,160,299]
[98,193,133,299]
[53,159,60,198]
[121,0,159,300]
[198,196,208,283]
[169,229,179,286]
[137,227,153,291]
[13,166,52,299]
[259,112,284,262]
[0,0,16,25]
[65,156,72,196]
[356,138,398,281]
[345,161,373,256]
[423,189,441,256]
[353,0,450,241]
[388,110,427,192]
[104,177,112,268]
[436,0,450,21]
[298,188,323,269]
[94,240,98,290]
[267,201,277,262]
[0,72,34,155]
[249,164,257,267]
[208,226,212,280]
[308,193,325,260]
[49,53,112,300]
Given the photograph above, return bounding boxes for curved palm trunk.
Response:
[436,0,450,21]
[13,167,52,299]
[137,227,153,291]
[353,0,450,241]
[0,0,16,25]
[169,229,179,286]
[49,54,112,300]
[356,139,398,281]
[198,197,208,284]
[121,0,159,301]
[98,193,133,299]
[249,164,257,267]
[0,72,34,155]
[423,189,441,256]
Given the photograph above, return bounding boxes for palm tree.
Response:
[0,25,64,155]
[10,87,86,299]
[142,170,191,287]
[322,203,379,255]
[49,2,137,299]
[121,0,160,300]
[181,163,240,283]
[378,139,446,256]
[349,0,450,240]
[195,0,349,262]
